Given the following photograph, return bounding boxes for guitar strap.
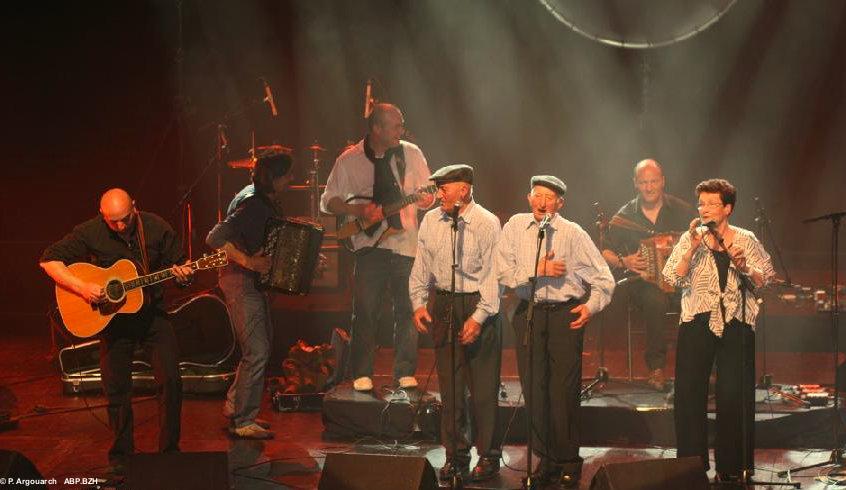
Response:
[134,208,150,275]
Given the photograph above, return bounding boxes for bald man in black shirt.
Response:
[40,188,192,473]
[602,160,694,390]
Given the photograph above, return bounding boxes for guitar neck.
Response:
[381,186,436,216]
[382,194,419,216]
[123,262,199,292]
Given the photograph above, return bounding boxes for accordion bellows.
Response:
[258,217,325,295]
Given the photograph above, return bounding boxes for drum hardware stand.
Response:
[306,142,327,220]
[521,215,548,490]
[778,211,846,480]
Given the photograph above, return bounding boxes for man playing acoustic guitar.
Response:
[40,188,193,474]
[321,103,435,392]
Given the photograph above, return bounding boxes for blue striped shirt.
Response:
[495,213,615,315]
[409,201,502,324]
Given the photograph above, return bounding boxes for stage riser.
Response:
[322,384,843,449]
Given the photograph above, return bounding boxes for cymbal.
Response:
[227,158,256,169]
[307,144,327,152]
[248,144,293,156]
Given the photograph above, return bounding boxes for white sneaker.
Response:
[398,376,418,389]
[353,376,373,391]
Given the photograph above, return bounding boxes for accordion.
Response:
[638,232,680,293]
[258,217,325,295]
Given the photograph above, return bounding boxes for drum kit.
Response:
[226,142,330,219]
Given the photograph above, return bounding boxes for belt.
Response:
[521,298,579,310]
[435,289,480,296]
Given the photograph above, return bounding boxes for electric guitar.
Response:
[55,250,228,338]
[336,184,438,249]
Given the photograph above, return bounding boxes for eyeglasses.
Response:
[697,202,724,209]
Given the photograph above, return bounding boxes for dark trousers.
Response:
[350,248,417,380]
[512,299,584,475]
[674,314,755,474]
[431,292,502,463]
[628,281,671,371]
[99,307,182,464]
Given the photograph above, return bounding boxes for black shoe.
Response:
[439,460,470,481]
[715,472,749,486]
[530,458,558,484]
[105,461,127,478]
[560,471,581,488]
[470,457,500,482]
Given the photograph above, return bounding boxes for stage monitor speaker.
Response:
[319,453,438,490]
[127,452,229,490]
[589,456,708,490]
[0,450,44,486]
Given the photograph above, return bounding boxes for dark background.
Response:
[1,0,844,329]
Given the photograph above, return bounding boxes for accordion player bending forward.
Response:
[600,159,695,391]
[206,153,295,440]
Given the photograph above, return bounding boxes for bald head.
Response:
[633,159,666,205]
[100,188,135,233]
[367,103,405,151]
[368,103,402,130]
[633,159,663,180]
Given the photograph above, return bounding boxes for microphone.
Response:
[450,202,461,230]
[262,78,278,117]
[217,124,228,150]
[694,218,714,236]
[538,213,553,229]
[363,79,373,119]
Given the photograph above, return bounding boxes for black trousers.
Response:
[350,248,417,380]
[674,313,755,475]
[512,299,584,475]
[431,291,502,463]
[99,306,182,464]
[628,280,671,371]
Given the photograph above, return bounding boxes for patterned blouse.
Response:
[662,225,775,337]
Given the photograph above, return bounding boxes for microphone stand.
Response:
[753,198,791,393]
[448,203,463,490]
[171,124,229,257]
[594,203,609,370]
[778,211,846,480]
[522,216,547,490]
[708,226,798,488]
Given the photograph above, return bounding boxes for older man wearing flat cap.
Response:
[495,175,615,487]
[409,164,504,482]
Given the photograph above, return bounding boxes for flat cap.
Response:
[530,175,567,195]
[429,164,474,185]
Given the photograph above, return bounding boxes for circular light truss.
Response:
[538,0,738,49]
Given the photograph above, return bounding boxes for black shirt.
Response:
[206,184,279,278]
[605,194,694,256]
[40,211,186,305]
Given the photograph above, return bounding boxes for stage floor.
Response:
[0,327,843,489]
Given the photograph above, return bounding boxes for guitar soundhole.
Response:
[105,280,125,302]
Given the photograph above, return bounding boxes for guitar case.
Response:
[54,292,238,395]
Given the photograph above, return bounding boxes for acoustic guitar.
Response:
[55,250,228,338]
